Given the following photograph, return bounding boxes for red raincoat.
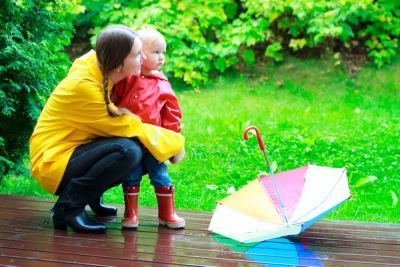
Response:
[113,72,182,133]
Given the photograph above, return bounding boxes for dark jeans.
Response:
[124,151,171,187]
[53,137,143,216]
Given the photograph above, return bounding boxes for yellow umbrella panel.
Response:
[208,178,301,243]
[220,179,283,224]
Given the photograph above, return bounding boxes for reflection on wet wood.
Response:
[0,195,399,266]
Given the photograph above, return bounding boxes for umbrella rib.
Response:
[262,151,289,224]
[291,167,348,224]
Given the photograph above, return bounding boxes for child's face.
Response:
[141,36,166,73]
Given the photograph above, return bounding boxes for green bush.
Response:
[236,0,400,67]
[0,0,82,177]
[75,0,399,86]
[75,0,236,86]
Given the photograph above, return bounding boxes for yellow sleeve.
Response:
[54,78,184,162]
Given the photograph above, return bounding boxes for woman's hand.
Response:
[169,148,185,164]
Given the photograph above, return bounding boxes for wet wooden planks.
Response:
[0,195,399,266]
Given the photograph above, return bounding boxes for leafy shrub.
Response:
[236,0,400,67]
[76,0,236,86]
[75,0,399,86]
[0,0,82,177]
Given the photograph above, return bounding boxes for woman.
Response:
[30,25,184,233]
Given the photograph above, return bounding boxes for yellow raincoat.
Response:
[30,50,184,194]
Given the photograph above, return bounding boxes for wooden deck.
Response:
[0,195,399,266]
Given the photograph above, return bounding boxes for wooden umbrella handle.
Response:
[243,126,265,151]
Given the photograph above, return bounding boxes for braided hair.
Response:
[96,25,137,117]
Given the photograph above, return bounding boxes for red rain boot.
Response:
[122,186,140,228]
[155,186,185,229]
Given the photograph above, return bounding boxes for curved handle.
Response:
[243,126,265,151]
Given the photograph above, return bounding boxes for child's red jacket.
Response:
[113,72,182,133]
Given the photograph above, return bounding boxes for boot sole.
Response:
[122,222,139,228]
[53,221,106,233]
[159,219,185,229]
[76,227,107,234]
[53,221,67,230]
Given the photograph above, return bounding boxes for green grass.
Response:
[1,56,399,223]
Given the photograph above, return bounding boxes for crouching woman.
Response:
[29,25,184,233]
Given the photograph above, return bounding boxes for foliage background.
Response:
[0,0,82,177]
[74,0,400,86]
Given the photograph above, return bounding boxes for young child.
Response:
[113,28,185,229]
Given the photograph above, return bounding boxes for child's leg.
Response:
[121,163,143,228]
[123,163,143,187]
[142,152,185,228]
[141,152,170,187]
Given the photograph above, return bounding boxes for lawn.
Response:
[1,56,399,223]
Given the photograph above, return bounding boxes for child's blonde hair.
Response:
[137,27,166,45]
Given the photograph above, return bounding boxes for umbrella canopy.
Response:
[208,165,351,243]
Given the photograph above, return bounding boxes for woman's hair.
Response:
[96,25,137,117]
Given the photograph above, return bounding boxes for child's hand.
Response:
[170,148,185,164]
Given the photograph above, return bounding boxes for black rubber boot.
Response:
[52,176,111,233]
[89,196,117,216]
[52,209,106,233]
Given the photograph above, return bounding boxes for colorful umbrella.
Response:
[208,126,351,243]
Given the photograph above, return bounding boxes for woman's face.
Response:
[120,39,144,77]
